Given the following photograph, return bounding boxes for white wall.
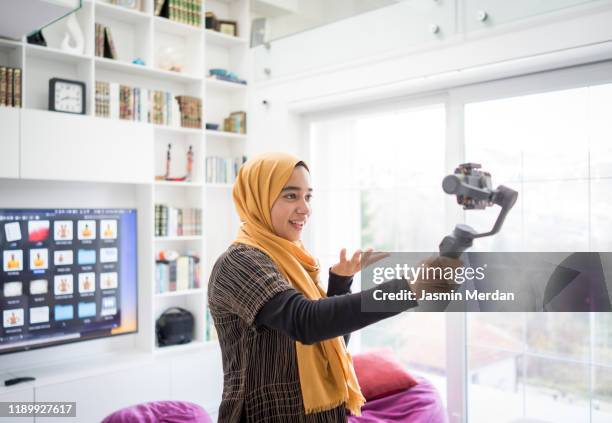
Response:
[247,0,612,160]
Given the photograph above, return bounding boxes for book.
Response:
[154,0,166,16]
[95,23,103,57]
[205,156,247,183]
[6,68,13,108]
[104,26,118,60]
[109,82,120,119]
[175,95,202,128]
[13,68,22,108]
[0,67,6,106]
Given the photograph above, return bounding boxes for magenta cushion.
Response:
[101,401,211,423]
[348,377,448,423]
[352,348,418,400]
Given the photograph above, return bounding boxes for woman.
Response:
[208,152,458,422]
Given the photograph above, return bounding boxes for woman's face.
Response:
[270,165,312,241]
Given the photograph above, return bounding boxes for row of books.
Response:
[96,81,200,127]
[223,111,246,134]
[95,23,118,60]
[155,0,202,28]
[154,204,202,237]
[205,156,247,184]
[0,67,22,108]
[155,255,201,293]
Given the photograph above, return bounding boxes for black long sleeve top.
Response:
[255,269,416,345]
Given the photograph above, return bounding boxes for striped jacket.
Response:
[208,243,348,422]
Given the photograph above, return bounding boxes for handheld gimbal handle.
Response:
[439,224,477,259]
[439,166,518,258]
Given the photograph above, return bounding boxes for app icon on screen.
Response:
[54,250,74,266]
[100,272,118,290]
[100,248,118,263]
[54,304,74,321]
[54,221,73,241]
[78,272,96,293]
[28,220,50,243]
[3,309,24,327]
[30,306,49,324]
[30,248,49,271]
[77,220,96,240]
[54,274,74,296]
[101,297,117,316]
[77,249,96,265]
[4,222,22,242]
[101,220,118,240]
[30,279,48,295]
[78,302,96,318]
[3,250,23,272]
[3,281,23,297]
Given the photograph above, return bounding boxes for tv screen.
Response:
[0,209,138,355]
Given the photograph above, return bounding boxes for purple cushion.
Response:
[348,378,448,423]
[101,401,211,423]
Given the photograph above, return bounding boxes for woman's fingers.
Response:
[362,250,390,269]
[350,250,361,269]
[339,248,347,263]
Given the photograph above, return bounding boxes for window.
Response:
[465,83,612,422]
[307,63,612,422]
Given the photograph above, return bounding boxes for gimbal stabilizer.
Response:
[439,163,519,259]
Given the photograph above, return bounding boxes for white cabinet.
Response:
[169,346,223,411]
[0,385,34,423]
[20,109,153,184]
[464,0,598,31]
[0,107,20,179]
[34,360,172,423]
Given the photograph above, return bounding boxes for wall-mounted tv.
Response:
[0,209,138,355]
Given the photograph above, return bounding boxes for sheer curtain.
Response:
[309,103,449,400]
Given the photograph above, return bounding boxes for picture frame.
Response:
[217,20,237,37]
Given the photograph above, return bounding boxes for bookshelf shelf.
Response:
[154,180,203,187]
[205,77,247,92]
[205,129,247,140]
[95,1,152,24]
[95,56,201,82]
[154,16,202,37]
[26,44,93,65]
[205,183,234,189]
[153,340,217,356]
[155,235,203,242]
[155,288,204,298]
[153,124,202,135]
[0,38,22,49]
[205,29,248,47]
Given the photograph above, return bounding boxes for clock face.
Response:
[54,81,83,114]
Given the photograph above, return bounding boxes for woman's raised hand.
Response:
[330,248,389,277]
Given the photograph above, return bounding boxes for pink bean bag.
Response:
[101,401,211,423]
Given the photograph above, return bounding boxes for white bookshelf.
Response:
[0,0,250,356]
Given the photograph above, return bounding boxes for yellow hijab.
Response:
[232,152,365,415]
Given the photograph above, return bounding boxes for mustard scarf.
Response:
[232,152,365,415]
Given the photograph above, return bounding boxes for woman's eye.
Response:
[285,194,296,199]
[306,194,313,202]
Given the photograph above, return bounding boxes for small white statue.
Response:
[61,14,85,55]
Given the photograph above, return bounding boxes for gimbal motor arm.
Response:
[439,164,519,259]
